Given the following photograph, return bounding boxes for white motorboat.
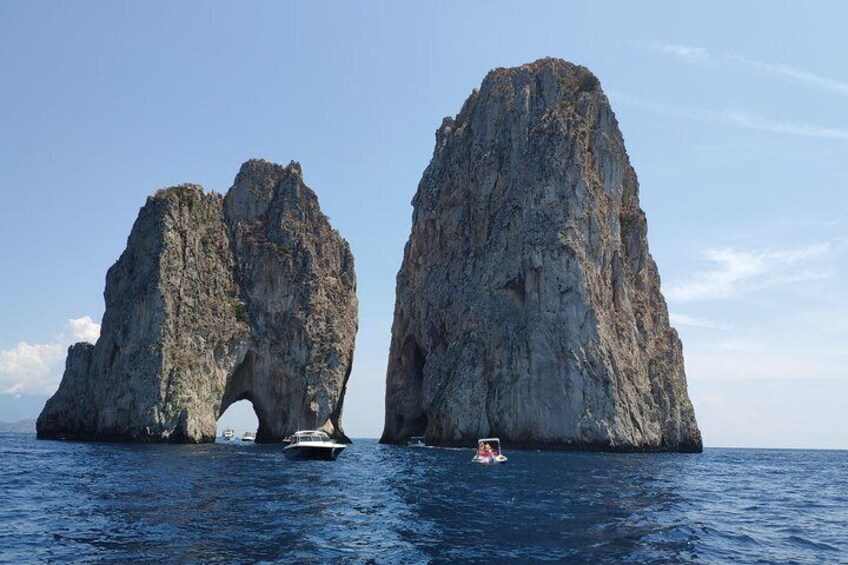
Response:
[283,430,346,461]
[241,431,256,442]
[407,436,426,448]
[471,437,508,465]
[222,428,235,440]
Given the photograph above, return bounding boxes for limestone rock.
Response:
[223,160,357,442]
[381,59,702,452]
[37,161,357,443]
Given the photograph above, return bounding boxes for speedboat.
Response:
[283,430,346,461]
[472,437,508,465]
[407,436,426,448]
[222,428,235,440]
[241,431,256,442]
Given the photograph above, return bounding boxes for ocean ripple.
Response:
[0,434,845,563]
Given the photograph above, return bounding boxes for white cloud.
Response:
[725,54,848,96]
[690,390,764,427]
[720,110,848,140]
[791,305,848,338]
[63,316,101,344]
[777,217,840,228]
[688,377,848,449]
[667,243,832,302]
[669,313,730,330]
[686,343,847,381]
[647,41,848,96]
[646,41,713,65]
[611,91,848,142]
[0,317,100,396]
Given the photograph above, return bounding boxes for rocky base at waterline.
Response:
[37,160,358,444]
[381,58,702,453]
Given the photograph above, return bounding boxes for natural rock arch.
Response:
[38,160,357,443]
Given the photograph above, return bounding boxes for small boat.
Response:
[222,428,235,440]
[241,431,256,442]
[472,438,508,465]
[283,430,345,461]
[407,436,426,448]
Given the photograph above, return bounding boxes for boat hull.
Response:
[472,454,508,465]
[284,445,345,461]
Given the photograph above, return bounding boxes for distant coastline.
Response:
[0,419,36,434]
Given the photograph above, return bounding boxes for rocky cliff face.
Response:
[222,161,357,442]
[37,160,357,443]
[381,59,702,452]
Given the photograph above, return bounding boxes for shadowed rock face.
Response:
[381,59,702,452]
[37,160,357,443]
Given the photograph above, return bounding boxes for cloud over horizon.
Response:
[669,313,730,330]
[0,316,100,396]
[667,243,833,303]
[645,41,714,66]
[647,41,848,96]
[608,90,848,142]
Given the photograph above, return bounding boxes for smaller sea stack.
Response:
[38,160,358,443]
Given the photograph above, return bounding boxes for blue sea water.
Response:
[0,433,846,564]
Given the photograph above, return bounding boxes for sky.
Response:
[1,1,846,449]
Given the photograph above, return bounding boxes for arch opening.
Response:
[216,399,259,442]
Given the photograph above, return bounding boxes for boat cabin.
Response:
[290,430,331,444]
[477,437,502,455]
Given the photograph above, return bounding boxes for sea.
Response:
[1,433,845,564]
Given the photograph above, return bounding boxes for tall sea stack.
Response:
[381,59,702,452]
[37,160,358,443]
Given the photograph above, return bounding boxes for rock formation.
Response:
[37,160,357,443]
[381,59,702,452]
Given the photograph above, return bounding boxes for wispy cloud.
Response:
[647,41,848,96]
[720,110,848,140]
[725,53,848,96]
[667,243,832,302]
[646,41,713,66]
[0,317,100,395]
[609,91,848,142]
[777,217,841,229]
[669,313,730,330]
[686,341,848,381]
[606,90,713,122]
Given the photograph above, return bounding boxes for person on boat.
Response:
[478,442,493,459]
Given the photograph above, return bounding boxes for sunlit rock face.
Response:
[381,59,702,452]
[37,160,357,443]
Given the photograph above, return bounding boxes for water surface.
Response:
[1,434,845,563]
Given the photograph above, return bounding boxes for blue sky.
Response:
[1,2,846,448]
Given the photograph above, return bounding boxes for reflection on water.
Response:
[0,434,845,563]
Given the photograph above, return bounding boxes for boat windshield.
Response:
[477,439,501,453]
[293,431,330,443]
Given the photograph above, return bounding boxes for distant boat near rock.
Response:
[407,436,426,448]
[241,431,256,442]
[222,428,235,440]
[472,438,508,465]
